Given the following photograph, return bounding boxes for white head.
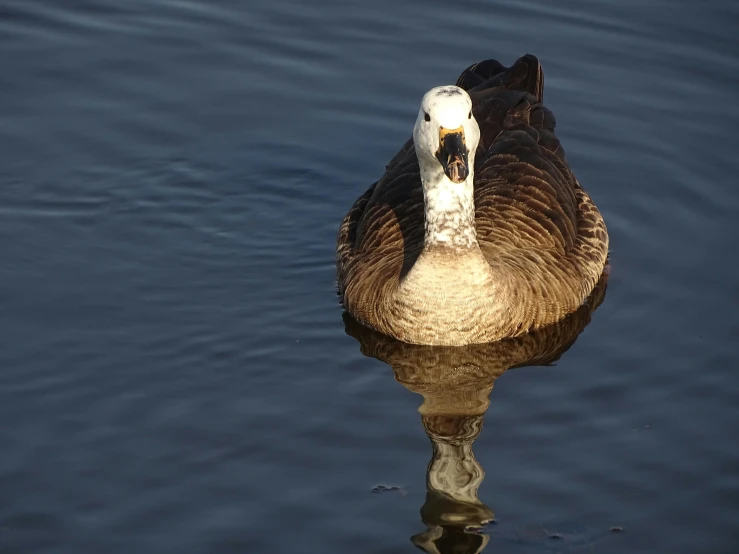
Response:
[413,86,480,185]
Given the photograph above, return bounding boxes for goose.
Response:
[337,54,608,346]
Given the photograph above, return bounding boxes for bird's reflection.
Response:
[344,274,608,554]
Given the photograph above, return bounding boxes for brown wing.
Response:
[471,89,578,255]
[465,56,607,323]
[336,135,424,322]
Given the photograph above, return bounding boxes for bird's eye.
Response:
[424,112,430,122]
[468,110,472,119]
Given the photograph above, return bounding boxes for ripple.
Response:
[1,0,738,553]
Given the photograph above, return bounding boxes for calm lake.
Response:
[1,0,738,552]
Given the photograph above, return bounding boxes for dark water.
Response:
[1,0,738,552]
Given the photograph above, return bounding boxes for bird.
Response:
[336,54,608,346]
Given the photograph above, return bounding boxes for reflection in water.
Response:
[345,274,608,554]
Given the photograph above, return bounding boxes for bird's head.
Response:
[413,86,480,184]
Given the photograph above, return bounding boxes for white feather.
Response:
[412,86,481,250]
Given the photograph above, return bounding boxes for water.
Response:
[1,0,738,552]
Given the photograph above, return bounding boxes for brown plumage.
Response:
[337,54,608,346]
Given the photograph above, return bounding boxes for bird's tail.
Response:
[455,53,544,103]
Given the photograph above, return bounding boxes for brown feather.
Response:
[336,54,609,345]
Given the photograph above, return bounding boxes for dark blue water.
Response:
[1,1,738,552]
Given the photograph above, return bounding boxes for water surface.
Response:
[1,0,738,552]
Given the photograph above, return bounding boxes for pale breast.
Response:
[387,249,514,345]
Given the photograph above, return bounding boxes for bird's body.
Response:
[337,55,608,346]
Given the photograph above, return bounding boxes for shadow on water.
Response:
[344,274,610,553]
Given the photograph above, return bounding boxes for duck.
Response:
[336,54,608,346]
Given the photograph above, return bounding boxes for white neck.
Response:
[428,442,484,503]
[420,163,477,250]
